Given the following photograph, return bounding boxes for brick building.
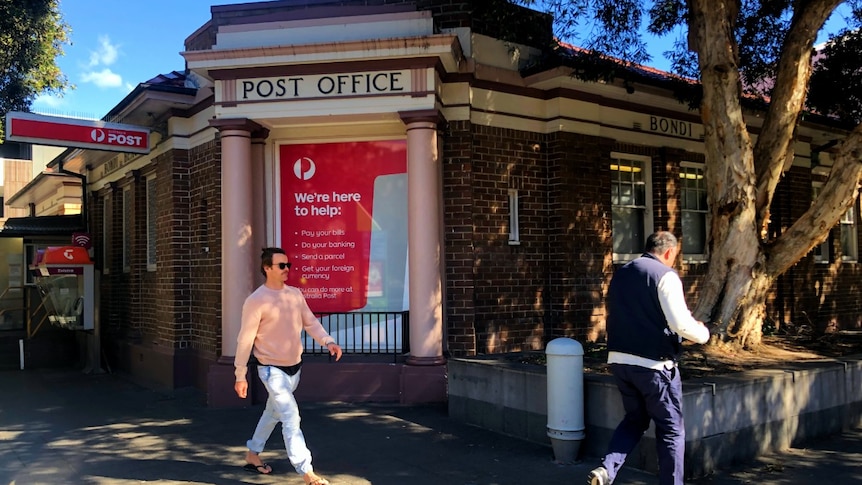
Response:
[12,0,859,404]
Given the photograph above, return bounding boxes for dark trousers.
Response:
[602,363,685,485]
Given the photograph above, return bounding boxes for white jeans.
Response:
[246,365,313,475]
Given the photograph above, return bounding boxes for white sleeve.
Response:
[657,272,710,344]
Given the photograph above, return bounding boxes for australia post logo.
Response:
[4,112,151,154]
[90,128,147,149]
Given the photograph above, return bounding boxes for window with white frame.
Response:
[122,187,131,273]
[103,194,111,274]
[811,182,829,263]
[680,162,707,260]
[146,176,157,271]
[611,152,652,261]
[840,197,858,262]
[508,188,520,245]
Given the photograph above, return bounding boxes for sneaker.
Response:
[587,466,609,485]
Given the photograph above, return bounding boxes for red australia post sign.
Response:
[280,140,406,312]
[5,112,150,154]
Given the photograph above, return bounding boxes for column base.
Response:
[401,359,447,404]
[406,355,447,366]
[206,356,251,408]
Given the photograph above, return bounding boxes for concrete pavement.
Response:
[1,368,861,484]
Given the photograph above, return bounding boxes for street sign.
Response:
[5,112,150,154]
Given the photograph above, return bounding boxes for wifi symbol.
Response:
[72,232,92,249]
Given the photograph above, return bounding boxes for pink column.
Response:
[219,129,253,357]
[206,118,266,407]
[401,111,445,366]
[251,128,270,285]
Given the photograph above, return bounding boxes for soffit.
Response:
[5,173,82,209]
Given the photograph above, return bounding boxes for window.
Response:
[840,197,858,262]
[122,187,131,273]
[680,162,707,261]
[103,195,111,274]
[508,188,520,245]
[611,152,652,261]
[146,176,157,271]
[811,183,829,263]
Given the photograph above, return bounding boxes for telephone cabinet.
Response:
[30,246,94,331]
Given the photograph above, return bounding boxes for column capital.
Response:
[209,117,266,134]
[251,127,270,143]
[399,109,444,126]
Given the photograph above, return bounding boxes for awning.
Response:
[4,172,82,212]
[0,215,85,237]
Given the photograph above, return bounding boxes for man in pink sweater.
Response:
[234,247,343,485]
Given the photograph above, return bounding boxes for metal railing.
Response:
[303,311,409,362]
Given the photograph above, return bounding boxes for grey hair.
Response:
[644,231,678,254]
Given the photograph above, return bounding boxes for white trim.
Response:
[812,165,831,177]
[679,161,708,263]
[145,174,157,272]
[679,160,702,169]
[811,181,830,264]
[102,194,111,275]
[840,197,859,263]
[122,186,131,273]
[508,188,520,245]
[610,151,651,163]
[611,153,654,262]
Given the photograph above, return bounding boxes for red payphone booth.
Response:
[30,246,94,330]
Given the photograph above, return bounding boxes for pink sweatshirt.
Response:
[234,284,332,382]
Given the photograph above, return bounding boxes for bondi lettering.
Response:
[649,116,695,138]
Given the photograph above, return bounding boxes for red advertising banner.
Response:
[281,140,406,312]
[5,112,150,154]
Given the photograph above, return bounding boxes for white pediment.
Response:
[216,11,434,50]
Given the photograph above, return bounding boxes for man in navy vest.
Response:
[588,231,710,485]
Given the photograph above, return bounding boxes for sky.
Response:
[33,1,854,121]
[32,0,238,120]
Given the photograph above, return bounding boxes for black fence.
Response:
[303,311,409,362]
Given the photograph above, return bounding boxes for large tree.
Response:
[517,0,862,348]
[0,0,70,141]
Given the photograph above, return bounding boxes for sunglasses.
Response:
[273,262,291,270]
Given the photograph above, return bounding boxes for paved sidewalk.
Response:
[1,369,861,485]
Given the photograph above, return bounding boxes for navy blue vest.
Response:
[606,253,682,361]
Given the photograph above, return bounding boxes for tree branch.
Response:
[767,122,862,275]
[753,0,843,229]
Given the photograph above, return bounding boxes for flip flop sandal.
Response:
[243,462,273,474]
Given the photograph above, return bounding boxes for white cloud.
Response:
[33,93,65,108]
[81,69,124,88]
[88,35,120,67]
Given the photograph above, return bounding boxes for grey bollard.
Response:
[546,337,585,464]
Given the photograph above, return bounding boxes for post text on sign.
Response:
[238,71,410,101]
[293,191,362,218]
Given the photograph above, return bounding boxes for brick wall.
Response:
[544,131,615,342]
[442,125,731,356]
[188,139,223,356]
[772,166,862,332]
[443,120,477,355]
[444,123,552,355]
[95,142,222,374]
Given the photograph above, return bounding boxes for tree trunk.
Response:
[687,1,862,350]
[688,0,764,347]
[721,270,774,348]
